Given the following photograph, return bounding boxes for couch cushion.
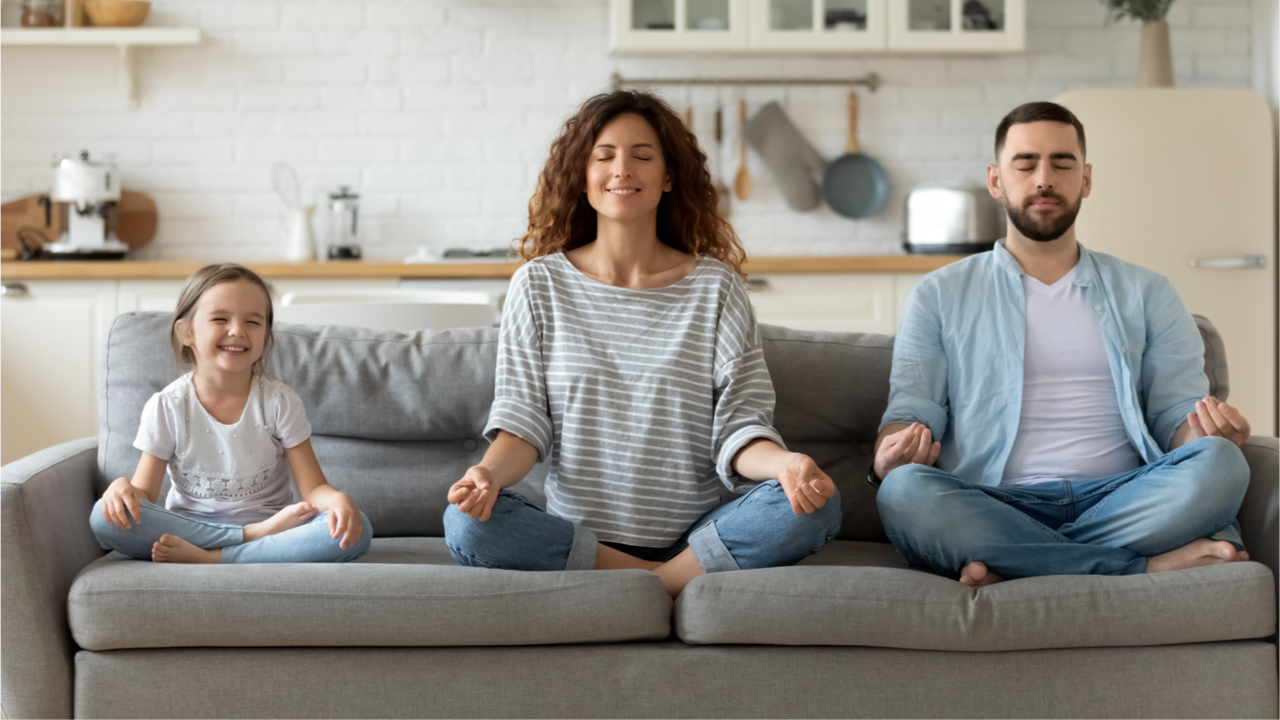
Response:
[68,537,671,651]
[676,540,1276,651]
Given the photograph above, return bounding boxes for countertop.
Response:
[0,255,965,280]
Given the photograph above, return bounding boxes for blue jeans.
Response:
[443,479,842,572]
[90,498,372,563]
[876,436,1250,578]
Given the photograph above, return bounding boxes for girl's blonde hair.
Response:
[171,263,274,373]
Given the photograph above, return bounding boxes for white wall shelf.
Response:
[0,28,202,109]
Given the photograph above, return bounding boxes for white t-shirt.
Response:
[1001,267,1144,487]
[134,372,312,523]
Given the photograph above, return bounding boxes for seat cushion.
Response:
[69,538,671,651]
[676,540,1277,651]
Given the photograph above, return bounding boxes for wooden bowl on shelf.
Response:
[83,0,151,27]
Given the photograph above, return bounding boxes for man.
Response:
[873,101,1252,588]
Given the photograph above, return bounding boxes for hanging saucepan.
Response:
[823,92,890,219]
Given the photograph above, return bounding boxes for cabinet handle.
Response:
[1,282,29,298]
[1189,255,1266,269]
[747,278,770,290]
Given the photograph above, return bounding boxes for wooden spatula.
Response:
[734,99,751,201]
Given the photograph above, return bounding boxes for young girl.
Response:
[90,263,371,564]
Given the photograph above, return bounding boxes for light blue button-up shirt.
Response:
[880,240,1207,487]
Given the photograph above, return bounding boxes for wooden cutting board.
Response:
[1,191,157,252]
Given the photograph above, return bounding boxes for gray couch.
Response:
[3,311,1277,719]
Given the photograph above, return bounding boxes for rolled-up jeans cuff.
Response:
[565,523,598,570]
[688,521,741,574]
[1209,521,1246,553]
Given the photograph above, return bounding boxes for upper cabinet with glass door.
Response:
[611,0,749,52]
[887,0,1024,51]
[749,0,885,51]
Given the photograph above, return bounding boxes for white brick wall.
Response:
[0,0,1259,261]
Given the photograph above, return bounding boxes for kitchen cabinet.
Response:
[749,272,919,333]
[1,280,117,465]
[612,0,1022,52]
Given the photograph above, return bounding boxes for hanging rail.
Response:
[610,71,880,93]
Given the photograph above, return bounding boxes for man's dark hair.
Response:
[994,101,1086,161]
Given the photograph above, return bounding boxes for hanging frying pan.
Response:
[823,92,890,218]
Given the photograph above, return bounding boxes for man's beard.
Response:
[1000,189,1083,242]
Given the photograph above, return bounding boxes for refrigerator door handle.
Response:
[1189,254,1267,269]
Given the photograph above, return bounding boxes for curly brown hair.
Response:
[518,90,747,278]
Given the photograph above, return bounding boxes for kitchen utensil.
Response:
[742,101,825,211]
[284,205,317,261]
[902,183,1002,254]
[114,190,157,248]
[46,150,129,259]
[327,186,362,261]
[714,106,732,217]
[823,92,890,219]
[733,99,752,201]
[683,107,693,129]
[271,163,300,211]
[83,0,149,27]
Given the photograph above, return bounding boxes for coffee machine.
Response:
[46,151,128,259]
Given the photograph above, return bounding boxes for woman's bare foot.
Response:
[241,502,318,543]
[959,561,1004,588]
[152,534,221,564]
[1146,539,1249,574]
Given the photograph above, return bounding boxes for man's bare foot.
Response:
[1146,539,1250,574]
[241,502,318,543]
[152,534,221,564]
[959,561,1004,588]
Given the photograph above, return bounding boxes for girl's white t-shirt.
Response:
[133,372,312,524]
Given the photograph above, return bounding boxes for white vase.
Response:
[284,206,316,261]
[1136,21,1174,87]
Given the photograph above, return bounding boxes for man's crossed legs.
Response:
[876,436,1251,587]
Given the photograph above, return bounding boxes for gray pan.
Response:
[823,92,890,218]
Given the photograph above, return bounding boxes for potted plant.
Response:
[1102,0,1176,86]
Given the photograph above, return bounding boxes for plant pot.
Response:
[1136,20,1174,87]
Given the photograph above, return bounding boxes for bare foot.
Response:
[1146,539,1250,574]
[653,547,706,598]
[959,561,1004,588]
[152,534,221,564]
[241,502,318,543]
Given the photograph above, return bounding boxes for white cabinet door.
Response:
[749,0,886,51]
[749,273,897,333]
[612,0,749,51]
[888,0,1024,52]
[1,280,117,465]
[118,280,187,315]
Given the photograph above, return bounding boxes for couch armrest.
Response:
[1237,437,1279,605]
[1,437,105,719]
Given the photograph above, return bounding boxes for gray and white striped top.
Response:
[484,252,785,547]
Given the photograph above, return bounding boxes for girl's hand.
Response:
[777,453,837,515]
[102,477,148,529]
[448,466,501,522]
[873,422,940,481]
[327,492,363,550]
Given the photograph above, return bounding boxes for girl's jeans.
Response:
[443,479,843,572]
[876,436,1250,578]
[90,498,372,563]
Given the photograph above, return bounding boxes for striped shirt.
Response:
[484,252,785,547]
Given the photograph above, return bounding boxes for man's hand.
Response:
[873,422,941,482]
[1185,396,1251,448]
[448,466,502,521]
[326,492,364,550]
[101,477,147,529]
[776,453,837,515]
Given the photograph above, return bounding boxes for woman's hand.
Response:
[326,492,364,550]
[101,477,148,529]
[448,466,502,521]
[777,453,837,515]
[873,422,940,482]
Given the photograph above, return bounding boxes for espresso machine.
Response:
[46,151,128,259]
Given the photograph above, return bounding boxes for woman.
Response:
[443,90,841,597]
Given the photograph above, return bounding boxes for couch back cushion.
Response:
[99,312,1226,542]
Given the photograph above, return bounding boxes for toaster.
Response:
[903,183,1004,254]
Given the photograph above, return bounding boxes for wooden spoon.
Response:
[733,99,751,201]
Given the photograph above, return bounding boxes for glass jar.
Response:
[21,0,63,27]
